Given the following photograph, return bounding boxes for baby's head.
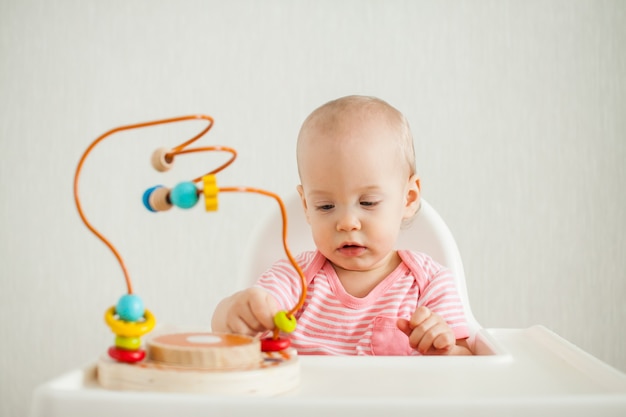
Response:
[297,95,416,181]
[296,95,421,274]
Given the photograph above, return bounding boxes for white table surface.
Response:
[31,326,626,417]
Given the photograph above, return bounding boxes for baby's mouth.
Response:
[338,243,366,256]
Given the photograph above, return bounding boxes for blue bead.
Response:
[170,181,199,209]
[142,185,162,212]
[116,294,145,322]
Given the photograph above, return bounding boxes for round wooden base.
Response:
[148,332,262,369]
[97,332,299,396]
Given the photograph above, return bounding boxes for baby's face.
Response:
[297,113,418,275]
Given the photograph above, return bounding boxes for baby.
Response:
[212,95,472,355]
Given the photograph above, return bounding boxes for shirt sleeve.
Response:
[406,252,470,340]
[254,251,316,312]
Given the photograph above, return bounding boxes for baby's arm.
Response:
[397,306,472,355]
[211,287,279,336]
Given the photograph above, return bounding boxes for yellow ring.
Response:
[104,306,156,337]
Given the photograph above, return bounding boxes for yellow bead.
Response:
[104,306,156,338]
[202,175,219,212]
[115,335,142,350]
[273,311,297,333]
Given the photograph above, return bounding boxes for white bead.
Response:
[151,147,173,172]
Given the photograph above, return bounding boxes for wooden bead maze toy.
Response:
[73,115,305,395]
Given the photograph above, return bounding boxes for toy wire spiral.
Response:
[73,114,307,362]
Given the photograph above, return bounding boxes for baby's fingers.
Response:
[247,289,279,330]
[409,306,432,328]
[433,331,455,352]
[225,288,278,335]
[417,324,455,354]
[226,314,257,336]
[396,318,412,336]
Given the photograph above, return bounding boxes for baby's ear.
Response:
[296,185,311,224]
[403,175,421,218]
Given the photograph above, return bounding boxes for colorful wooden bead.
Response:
[151,147,174,172]
[142,186,161,212]
[261,337,291,352]
[116,294,145,322]
[115,335,142,350]
[170,181,199,209]
[149,186,172,212]
[105,306,156,338]
[108,346,146,363]
[202,175,219,212]
[273,311,297,333]
[143,185,172,212]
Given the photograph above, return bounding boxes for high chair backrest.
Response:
[241,195,480,342]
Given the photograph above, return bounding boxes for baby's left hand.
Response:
[397,306,455,355]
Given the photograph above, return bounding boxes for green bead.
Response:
[274,311,297,333]
[115,335,142,350]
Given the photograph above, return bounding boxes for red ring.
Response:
[261,337,291,352]
[108,346,146,363]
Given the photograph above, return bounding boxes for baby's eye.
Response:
[316,204,335,211]
[360,201,379,207]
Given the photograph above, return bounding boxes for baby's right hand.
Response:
[220,287,279,336]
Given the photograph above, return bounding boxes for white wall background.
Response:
[1,0,624,415]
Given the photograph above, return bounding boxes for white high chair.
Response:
[242,195,482,348]
[31,196,626,417]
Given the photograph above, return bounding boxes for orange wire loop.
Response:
[74,115,307,332]
[74,115,214,294]
[220,187,308,319]
[172,146,238,182]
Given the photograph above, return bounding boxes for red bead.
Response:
[261,337,291,352]
[108,346,146,363]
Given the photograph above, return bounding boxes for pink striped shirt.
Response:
[255,250,469,356]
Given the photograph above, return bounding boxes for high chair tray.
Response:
[31,326,626,417]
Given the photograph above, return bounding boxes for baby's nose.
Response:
[336,209,361,231]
